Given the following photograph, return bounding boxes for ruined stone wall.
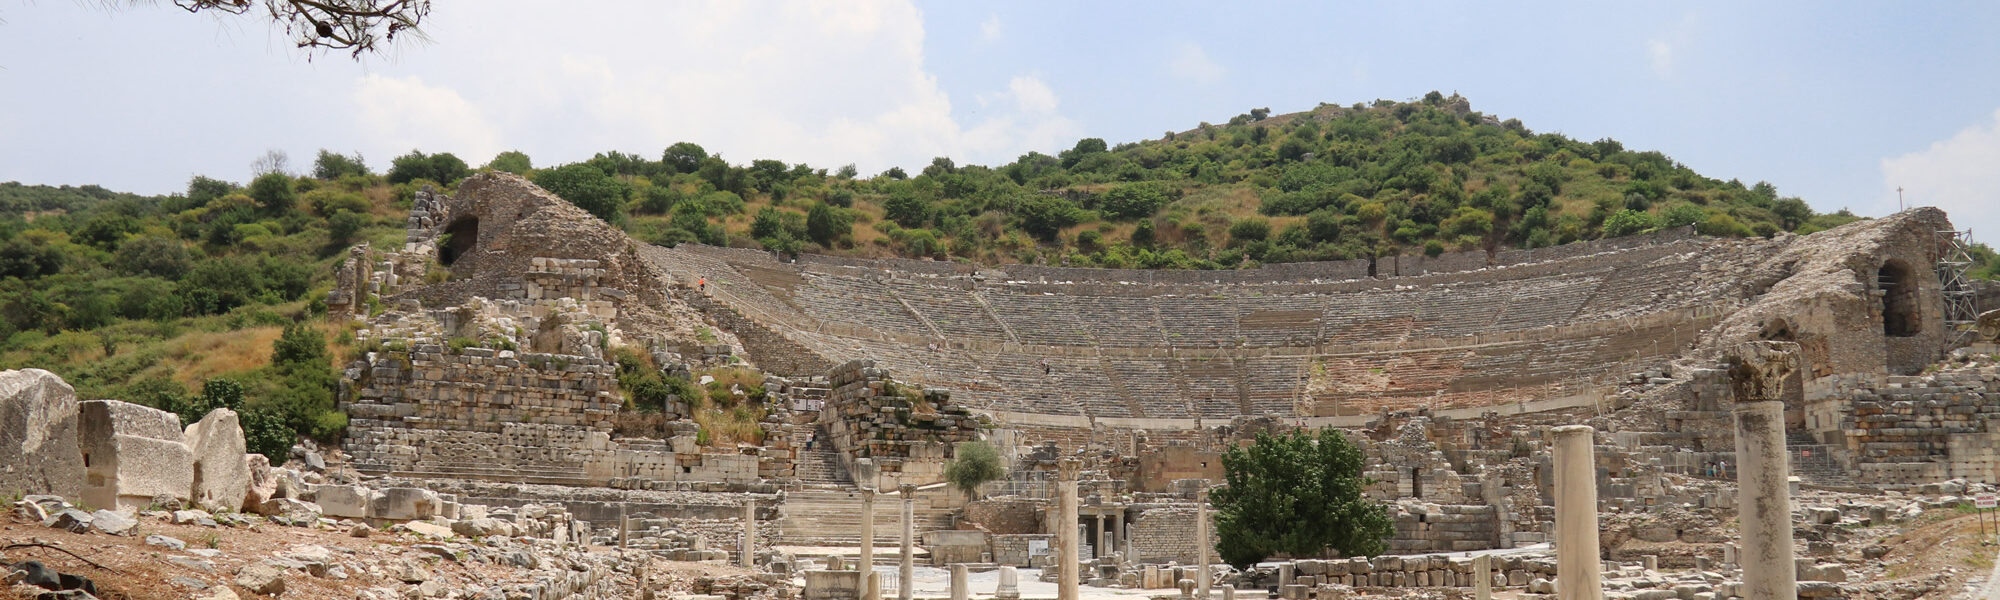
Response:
[816,360,982,490]
[1128,506,1215,564]
[1388,504,1501,553]
[990,533,1056,567]
[1817,365,2000,485]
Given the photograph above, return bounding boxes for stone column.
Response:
[1058,459,1081,600]
[996,566,1020,599]
[1474,554,1491,600]
[1195,483,1212,599]
[860,488,876,598]
[900,484,917,600]
[1095,514,1107,559]
[742,497,757,568]
[1730,341,1801,600]
[1553,425,1601,600]
[1113,511,1126,558]
[951,563,969,600]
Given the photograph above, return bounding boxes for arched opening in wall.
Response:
[1758,318,1795,342]
[438,217,479,266]
[1878,260,1919,338]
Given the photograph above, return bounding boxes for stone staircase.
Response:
[793,446,853,486]
[775,488,957,549]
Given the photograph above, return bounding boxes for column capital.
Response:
[1726,340,1800,403]
[1058,458,1081,481]
[1551,424,1594,439]
[899,483,918,495]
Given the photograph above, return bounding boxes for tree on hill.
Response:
[388,150,470,185]
[312,150,372,179]
[533,164,628,222]
[1212,427,1392,567]
[486,150,533,175]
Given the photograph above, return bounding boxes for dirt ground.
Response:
[0,510,743,600]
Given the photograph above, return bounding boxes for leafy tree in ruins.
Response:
[1211,427,1392,568]
[944,440,1006,500]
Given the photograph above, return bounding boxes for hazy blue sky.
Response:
[2,1,1997,234]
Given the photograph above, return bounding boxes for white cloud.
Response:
[980,13,1002,42]
[1880,108,2000,236]
[1168,42,1225,86]
[350,74,502,165]
[394,0,1076,173]
[1647,39,1673,77]
[1009,76,1059,113]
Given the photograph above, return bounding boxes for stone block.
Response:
[184,409,250,513]
[80,399,195,511]
[370,487,441,520]
[0,369,84,500]
[313,484,375,518]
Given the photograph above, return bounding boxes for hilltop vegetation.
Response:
[518,93,1869,269]
[0,94,1989,456]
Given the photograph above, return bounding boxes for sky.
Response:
[1,1,1997,236]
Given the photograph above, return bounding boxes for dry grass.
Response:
[161,326,283,387]
[693,405,766,446]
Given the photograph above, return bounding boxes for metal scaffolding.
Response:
[1936,228,1979,332]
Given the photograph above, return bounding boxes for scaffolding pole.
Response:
[1936,229,1980,341]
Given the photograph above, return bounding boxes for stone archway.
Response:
[1878,259,1919,338]
[439,216,479,266]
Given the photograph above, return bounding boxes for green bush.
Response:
[1601,209,1658,238]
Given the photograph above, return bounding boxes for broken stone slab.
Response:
[0,368,85,501]
[258,497,322,524]
[145,534,187,551]
[234,563,287,596]
[78,399,193,511]
[46,509,93,533]
[89,509,135,535]
[451,517,516,538]
[402,520,454,538]
[184,408,250,514]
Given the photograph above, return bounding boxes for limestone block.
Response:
[314,484,376,518]
[0,368,84,500]
[370,487,441,520]
[80,399,195,511]
[184,409,250,513]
